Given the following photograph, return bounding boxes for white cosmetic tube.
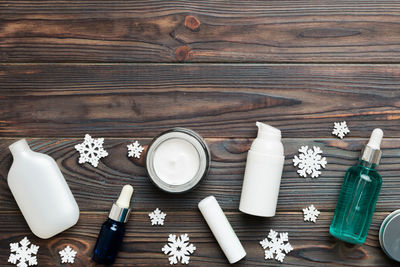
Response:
[198,196,246,264]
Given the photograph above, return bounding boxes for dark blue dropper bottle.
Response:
[92,185,134,265]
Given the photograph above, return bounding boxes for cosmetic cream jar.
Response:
[379,209,400,262]
[146,128,210,193]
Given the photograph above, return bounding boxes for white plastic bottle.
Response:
[239,122,284,217]
[7,139,80,239]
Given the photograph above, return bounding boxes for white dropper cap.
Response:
[361,128,384,165]
[109,185,134,223]
[367,128,384,150]
[116,185,134,208]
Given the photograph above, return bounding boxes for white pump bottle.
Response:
[239,122,284,217]
[8,139,80,239]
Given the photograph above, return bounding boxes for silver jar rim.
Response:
[145,128,210,193]
[379,209,400,262]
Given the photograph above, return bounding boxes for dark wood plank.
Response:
[1,138,399,212]
[0,211,395,266]
[1,64,400,138]
[2,1,400,63]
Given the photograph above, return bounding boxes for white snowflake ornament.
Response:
[293,145,327,178]
[303,204,320,223]
[127,141,144,159]
[75,134,108,167]
[260,229,293,263]
[59,245,77,264]
[149,208,166,226]
[162,234,196,265]
[8,237,39,267]
[332,121,350,139]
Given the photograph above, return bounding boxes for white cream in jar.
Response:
[146,128,210,193]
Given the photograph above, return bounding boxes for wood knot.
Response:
[185,15,200,31]
[174,46,193,62]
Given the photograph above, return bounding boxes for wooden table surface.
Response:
[2,1,400,266]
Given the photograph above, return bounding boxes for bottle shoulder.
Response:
[8,151,60,182]
[250,138,284,155]
[346,164,382,183]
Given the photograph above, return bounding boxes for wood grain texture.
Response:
[1,138,400,213]
[2,1,400,63]
[1,64,400,138]
[0,211,395,266]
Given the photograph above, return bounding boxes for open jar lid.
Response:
[145,128,210,193]
[379,209,400,262]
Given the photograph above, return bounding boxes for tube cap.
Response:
[198,196,246,264]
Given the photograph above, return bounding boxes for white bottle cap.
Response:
[198,196,246,264]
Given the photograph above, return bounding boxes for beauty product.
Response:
[239,122,284,217]
[92,185,134,265]
[379,210,400,262]
[198,196,246,264]
[146,128,210,193]
[7,139,79,239]
[330,128,383,244]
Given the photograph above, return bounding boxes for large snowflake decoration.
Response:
[293,146,327,178]
[74,134,108,167]
[162,234,196,265]
[8,237,39,267]
[127,141,144,159]
[260,229,293,263]
[59,245,77,264]
[332,121,350,139]
[303,204,320,223]
[149,208,166,226]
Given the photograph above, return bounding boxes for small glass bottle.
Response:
[330,129,383,244]
[92,185,134,265]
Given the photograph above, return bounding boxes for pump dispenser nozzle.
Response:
[256,121,281,140]
[361,128,383,165]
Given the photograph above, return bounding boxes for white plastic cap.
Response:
[198,196,246,264]
[367,128,384,150]
[116,185,134,208]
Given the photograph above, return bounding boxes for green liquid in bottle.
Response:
[329,160,382,244]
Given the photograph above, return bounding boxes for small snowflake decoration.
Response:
[127,141,144,159]
[162,234,196,265]
[74,134,108,167]
[8,237,39,267]
[303,204,320,223]
[260,229,293,263]
[149,208,166,226]
[59,245,77,264]
[293,146,327,178]
[332,121,350,139]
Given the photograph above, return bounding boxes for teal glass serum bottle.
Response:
[330,129,383,244]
